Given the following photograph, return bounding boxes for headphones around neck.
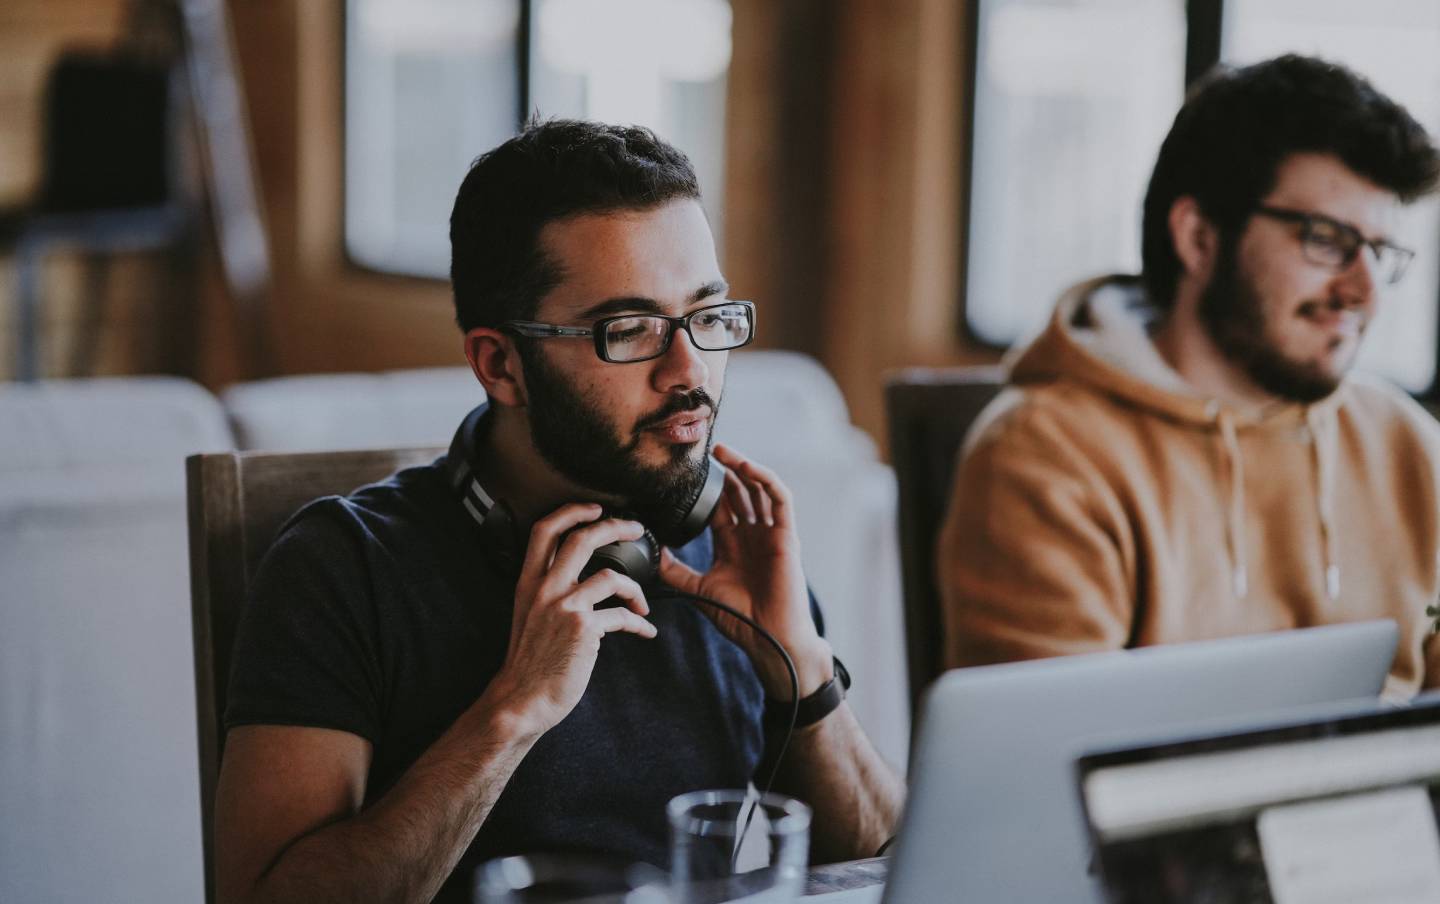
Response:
[445,404,725,585]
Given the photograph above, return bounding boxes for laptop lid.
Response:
[1075,693,1440,903]
[881,621,1398,904]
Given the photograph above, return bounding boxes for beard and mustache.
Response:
[1197,237,1361,404]
[517,343,720,545]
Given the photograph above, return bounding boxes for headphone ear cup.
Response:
[582,529,660,587]
[647,455,726,548]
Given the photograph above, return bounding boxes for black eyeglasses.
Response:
[1253,205,1415,285]
[502,300,756,363]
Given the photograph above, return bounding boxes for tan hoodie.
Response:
[939,274,1440,697]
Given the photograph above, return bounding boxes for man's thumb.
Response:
[659,547,702,594]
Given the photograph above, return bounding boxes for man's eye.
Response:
[1307,223,1347,248]
[609,324,651,343]
[694,313,723,328]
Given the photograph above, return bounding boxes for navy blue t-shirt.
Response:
[225,449,801,899]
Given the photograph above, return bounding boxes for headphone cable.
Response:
[652,585,801,870]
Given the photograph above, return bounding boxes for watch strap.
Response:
[765,655,851,728]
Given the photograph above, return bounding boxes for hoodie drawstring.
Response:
[1215,409,1249,599]
[1212,404,1340,604]
[1308,408,1341,601]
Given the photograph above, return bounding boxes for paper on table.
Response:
[1259,785,1440,904]
[800,885,885,904]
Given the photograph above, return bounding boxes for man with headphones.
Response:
[213,120,904,904]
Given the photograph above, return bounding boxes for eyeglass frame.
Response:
[1252,204,1415,285]
[501,299,757,363]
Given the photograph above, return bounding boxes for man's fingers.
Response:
[724,468,757,524]
[570,568,649,617]
[591,606,659,639]
[745,469,774,525]
[522,503,604,584]
[547,518,647,587]
[731,464,772,525]
[658,547,703,595]
[728,452,794,531]
[709,494,743,559]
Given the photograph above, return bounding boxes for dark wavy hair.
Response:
[1141,54,1439,310]
[449,119,701,332]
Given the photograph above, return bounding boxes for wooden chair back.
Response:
[185,447,441,902]
[883,367,1004,715]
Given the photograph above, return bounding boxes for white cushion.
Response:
[715,350,878,460]
[0,377,226,904]
[222,367,485,452]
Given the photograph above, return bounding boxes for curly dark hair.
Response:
[1141,54,1440,310]
[449,119,701,332]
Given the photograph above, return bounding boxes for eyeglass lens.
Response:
[1300,221,1410,284]
[601,304,752,361]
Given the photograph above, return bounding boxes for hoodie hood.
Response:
[1008,274,1344,603]
[1009,274,1344,429]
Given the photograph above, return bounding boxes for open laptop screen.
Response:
[1076,697,1440,904]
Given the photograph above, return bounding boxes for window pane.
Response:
[1223,0,1440,392]
[529,0,731,242]
[345,0,521,278]
[964,0,1187,345]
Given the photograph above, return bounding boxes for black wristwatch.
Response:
[765,656,851,728]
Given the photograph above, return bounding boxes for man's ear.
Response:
[1168,196,1220,282]
[464,328,527,407]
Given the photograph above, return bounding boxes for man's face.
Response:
[517,199,730,529]
[1199,152,1401,402]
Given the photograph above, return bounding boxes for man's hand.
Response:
[482,503,658,737]
[658,444,833,698]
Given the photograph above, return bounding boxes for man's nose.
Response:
[652,326,709,393]
[1333,247,1379,306]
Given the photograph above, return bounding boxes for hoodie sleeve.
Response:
[937,402,1134,667]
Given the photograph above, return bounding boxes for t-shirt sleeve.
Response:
[225,501,386,742]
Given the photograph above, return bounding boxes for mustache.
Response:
[1297,295,1366,319]
[634,389,715,431]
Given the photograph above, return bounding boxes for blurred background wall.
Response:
[4,1,1438,446]
[0,0,992,449]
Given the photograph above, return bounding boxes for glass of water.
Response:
[668,789,812,904]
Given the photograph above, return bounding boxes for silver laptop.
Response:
[881,621,1398,904]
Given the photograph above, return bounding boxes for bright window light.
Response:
[529,0,731,244]
[345,0,522,278]
[343,0,732,278]
[964,0,1187,347]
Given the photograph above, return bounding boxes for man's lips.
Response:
[645,408,712,444]
[1297,301,1364,339]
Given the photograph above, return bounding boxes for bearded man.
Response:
[938,55,1440,696]
[214,120,902,904]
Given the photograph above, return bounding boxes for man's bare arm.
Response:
[216,694,540,904]
[216,506,658,904]
[771,702,905,863]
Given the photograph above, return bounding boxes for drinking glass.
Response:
[668,789,811,904]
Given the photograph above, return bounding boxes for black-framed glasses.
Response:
[502,300,756,363]
[1253,205,1415,285]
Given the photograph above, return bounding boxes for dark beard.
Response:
[1197,239,1343,404]
[518,343,720,542]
